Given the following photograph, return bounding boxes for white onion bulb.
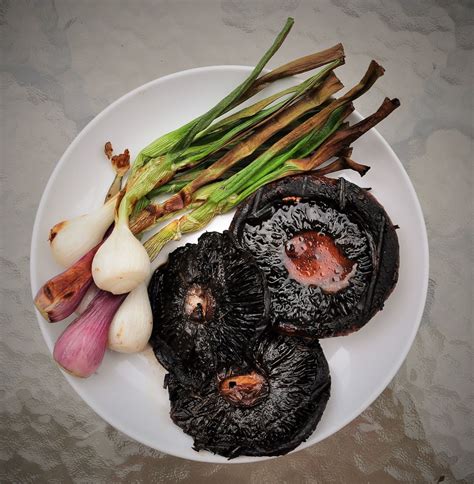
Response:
[108,282,153,353]
[50,197,116,267]
[92,220,150,294]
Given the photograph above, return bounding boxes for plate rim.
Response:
[30,65,429,464]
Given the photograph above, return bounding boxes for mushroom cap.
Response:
[168,333,331,458]
[148,231,269,385]
[230,175,399,338]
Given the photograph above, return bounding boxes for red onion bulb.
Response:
[53,290,126,378]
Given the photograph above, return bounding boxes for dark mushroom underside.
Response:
[230,175,399,338]
[168,333,331,458]
[148,231,269,384]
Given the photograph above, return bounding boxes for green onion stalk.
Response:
[129,70,344,233]
[143,96,400,261]
[127,18,294,178]
[128,37,344,180]
[120,28,343,231]
[128,77,335,224]
[123,55,345,225]
[121,36,345,229]
[130,60,383,235]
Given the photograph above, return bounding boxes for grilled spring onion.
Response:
[143,97,400,260]
[132,60,385,242]
[91,18,345,295]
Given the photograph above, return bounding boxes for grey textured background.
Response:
[1,0,473,482]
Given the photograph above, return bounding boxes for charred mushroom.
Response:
[148,231,269,384]
[230,174,399,338]
[168,333,331,458]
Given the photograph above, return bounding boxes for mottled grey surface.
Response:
[1,0,473,482]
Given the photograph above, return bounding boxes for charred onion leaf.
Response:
[148,231,269,384]
[230,174,399,338]
[168,333,330,458]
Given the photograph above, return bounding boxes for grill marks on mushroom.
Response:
[231,175,399,338]
[149,175,398,458]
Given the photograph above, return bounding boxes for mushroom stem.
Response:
[219,372,269,407]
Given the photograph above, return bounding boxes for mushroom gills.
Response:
[148,231,269,385]
[167,333,331,458]
[230,175,399,338]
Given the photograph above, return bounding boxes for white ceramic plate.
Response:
[30,66,429,463]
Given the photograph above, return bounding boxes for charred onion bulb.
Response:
[34,243,100,322]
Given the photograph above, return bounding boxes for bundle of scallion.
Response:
[35,17,399,378]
